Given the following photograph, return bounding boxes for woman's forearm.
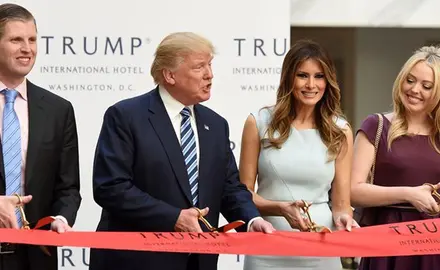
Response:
[351,183,410,207]
[249,190,287,216]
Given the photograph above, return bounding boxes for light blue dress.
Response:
[243,107,345,270]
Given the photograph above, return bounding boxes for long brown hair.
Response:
[264,39,346,160]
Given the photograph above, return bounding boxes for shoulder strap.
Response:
[368,113,384,184]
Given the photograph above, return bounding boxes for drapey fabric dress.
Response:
[243,107,345,270]
[358,113,440,270]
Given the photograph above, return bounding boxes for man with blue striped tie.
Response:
[0,3,81,270]
[90,32,275,270]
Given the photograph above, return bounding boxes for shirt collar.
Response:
[158,85,194,118]
[0,78,28,101]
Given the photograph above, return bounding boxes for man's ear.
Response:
[163,69,176,85]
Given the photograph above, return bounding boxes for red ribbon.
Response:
[2,218,440,257]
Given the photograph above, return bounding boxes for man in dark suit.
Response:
[0,3,81,270]
[89,32,275,270]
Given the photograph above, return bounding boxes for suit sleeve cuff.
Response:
[247,216,263,232]
[51,215,68,225]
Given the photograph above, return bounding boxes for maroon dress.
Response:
[357,113,440,270]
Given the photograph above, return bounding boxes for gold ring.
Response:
[13,193,22,205]
[301,200,309,209]
[424,183,437,191]
[193,207,202,217]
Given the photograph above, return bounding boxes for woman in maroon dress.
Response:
[351,45,440,270]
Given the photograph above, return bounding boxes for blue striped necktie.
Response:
[2,89,22,228]
[180,107,198,206]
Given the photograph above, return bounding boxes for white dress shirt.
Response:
[159,86,199,166]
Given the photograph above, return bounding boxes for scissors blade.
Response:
[216,220,245,232]
[315,226,332,233]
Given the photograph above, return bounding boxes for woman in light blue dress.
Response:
[239,39,358,270]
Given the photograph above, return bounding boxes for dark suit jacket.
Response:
[89,87,260,270]
[0,81,81,270]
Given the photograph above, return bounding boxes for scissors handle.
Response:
[300,200,331,233]
[193,207,216,231]
[13,194,30,229]
[13,194,51,256]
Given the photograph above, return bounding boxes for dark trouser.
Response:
[0,243,28,270]
[187,254,199,270]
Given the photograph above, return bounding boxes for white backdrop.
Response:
[7,0,290,269]
[289,0,440,27]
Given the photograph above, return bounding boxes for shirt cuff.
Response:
[51,215,68,225]
[247,216,263,232]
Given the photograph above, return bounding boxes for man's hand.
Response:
[51,219,72,233]
[0,195,32,229]
[174,207,209,232]
[249,218,275,233]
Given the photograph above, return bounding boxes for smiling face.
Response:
[292,58,326,108]
[400,61,435,114]
[0,19,37,85]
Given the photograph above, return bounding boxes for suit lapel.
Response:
[148,89,192,204]
[194,105,213,208]
[0,130,4,194]
[25,81,46,190]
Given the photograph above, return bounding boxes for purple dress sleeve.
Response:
[357,114,380,145]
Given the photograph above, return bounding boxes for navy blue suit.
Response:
[89,87,260,270]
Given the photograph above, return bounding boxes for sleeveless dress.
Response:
[243,107,345,270]
[357,113,440,270]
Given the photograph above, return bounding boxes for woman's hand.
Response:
[333,212,360,231]
[406,183,440,215]
[279,200,311,231]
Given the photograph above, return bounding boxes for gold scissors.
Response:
[300,200,331,233]
[193,207,245,232]
[14,194,51,256]
[423,183,440,216]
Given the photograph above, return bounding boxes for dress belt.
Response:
[385,205,417,210]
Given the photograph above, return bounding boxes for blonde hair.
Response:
[265,39,346,161]
[388,45,440,153]
[150,32,215,84]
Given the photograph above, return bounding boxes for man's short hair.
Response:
[150,32,215,84]
[0,3,36,39]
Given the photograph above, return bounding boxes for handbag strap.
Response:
[368,113,384,184]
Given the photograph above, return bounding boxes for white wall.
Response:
[290,0,440,28]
